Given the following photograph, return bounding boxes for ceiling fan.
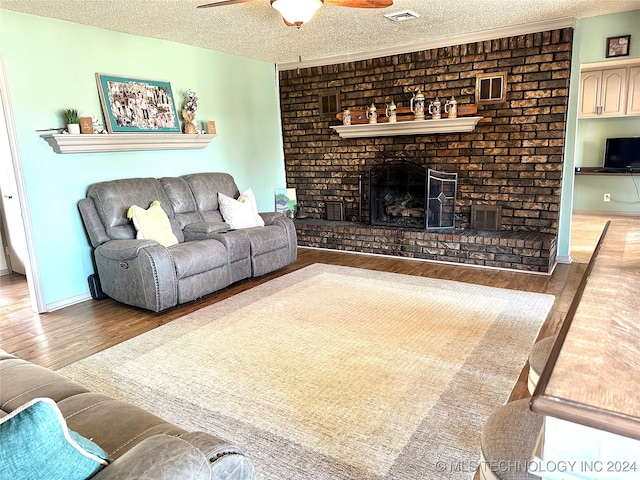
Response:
[197,0,393,27]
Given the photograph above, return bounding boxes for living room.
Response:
[1,3,639,479]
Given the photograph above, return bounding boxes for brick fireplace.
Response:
[278,28,572,273]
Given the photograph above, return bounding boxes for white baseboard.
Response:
[45,292,92,312]
[556,255,572,264]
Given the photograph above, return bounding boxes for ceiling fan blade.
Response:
[197,0,253,8]
[324,0,393,8]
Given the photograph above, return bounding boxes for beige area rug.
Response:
[59,264,554,479]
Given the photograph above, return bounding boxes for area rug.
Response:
[59,263,554,479]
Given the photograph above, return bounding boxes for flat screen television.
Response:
[603,137,640,170]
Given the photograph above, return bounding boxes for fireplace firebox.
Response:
[364,161,457,230]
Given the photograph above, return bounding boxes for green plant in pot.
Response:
[61,108,80,134]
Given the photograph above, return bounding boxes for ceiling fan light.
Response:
[271,0,323,27]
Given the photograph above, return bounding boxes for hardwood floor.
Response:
[0,214,615,401]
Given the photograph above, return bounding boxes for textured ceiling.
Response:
[3,0,639,68]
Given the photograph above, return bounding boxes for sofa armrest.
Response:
[79,197,110,248]
[91,433,255,480]
[180,431,255,479]
[94,241,178,311]
[90,434,209,480]
[259,211,284,226]
[259,212,297,263]
[96,239,159,261]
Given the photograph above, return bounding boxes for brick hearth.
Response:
[295,220,556,273]
[279,28,572,272]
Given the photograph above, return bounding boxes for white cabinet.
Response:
[578,68,627,118]
[627,66,640,116]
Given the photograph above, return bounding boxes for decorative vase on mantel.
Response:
[182,109,197,134]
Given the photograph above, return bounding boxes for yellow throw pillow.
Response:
[127,200,179,247]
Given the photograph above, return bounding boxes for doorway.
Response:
[0,54,45,313]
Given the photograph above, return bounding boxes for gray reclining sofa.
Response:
[79,172,297,312]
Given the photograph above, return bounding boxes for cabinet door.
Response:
[627,66,640,116]
[578,70,601,118]
[600,68,627,116]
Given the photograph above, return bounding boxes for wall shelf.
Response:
[575,167,640,176]
[41,133,216,154]
[331,116,483,138]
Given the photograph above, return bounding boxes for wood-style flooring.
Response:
[0,214,617,402]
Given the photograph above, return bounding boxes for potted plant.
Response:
[61,108,80,134]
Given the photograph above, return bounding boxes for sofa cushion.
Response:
[127,201,179,247]
[159,176,204,229]
[182,172,239,223]
[0,358,90,412]
[0,398,110,480]
[218,189,265,229]
[86,177,184,243]
[169,240,229,279]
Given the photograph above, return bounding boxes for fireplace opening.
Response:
[369,161,426,229]
[365,161,457,230]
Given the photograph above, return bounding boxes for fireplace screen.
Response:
[367,162,457,230]
[427,169,458,229]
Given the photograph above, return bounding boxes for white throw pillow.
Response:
[218,188,265,229]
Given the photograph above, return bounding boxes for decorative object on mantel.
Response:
[331,116,483,138]
[385,100,397,123]
[410,90,426,120]
[365,103,377,124]
[606,35,631,58]
[342,109,351,126]
[182,89,198,134]
[95,73,181,133]
[61,108,80,134]
[445,96,457,119]
[335,104,477,124]
[428,97,441,120]
[79,116,94,134]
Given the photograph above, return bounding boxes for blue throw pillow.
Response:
[0,397,110,480]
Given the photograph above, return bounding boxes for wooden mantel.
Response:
[41,133,216,154]
[331,116,483,138]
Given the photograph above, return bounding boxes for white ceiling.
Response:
[3,0,639,69]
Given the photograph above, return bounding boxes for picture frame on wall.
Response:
[95,73,181,133]
[606,35,631,58]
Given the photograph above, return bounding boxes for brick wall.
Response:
[278,28,572,271]
[280,28,572,230]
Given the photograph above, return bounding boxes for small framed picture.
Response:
[79,117,94,134]
[207,120,217,134]
[606,35,630,58]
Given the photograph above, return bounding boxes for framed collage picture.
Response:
[95,73,181,133]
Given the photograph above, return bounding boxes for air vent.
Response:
[325,201,344,221]
[384,10,420,22]
[471,205,502,231]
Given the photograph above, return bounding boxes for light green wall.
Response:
[571,11,640,214]
[557,9,640,260]
[0,10,285,308]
